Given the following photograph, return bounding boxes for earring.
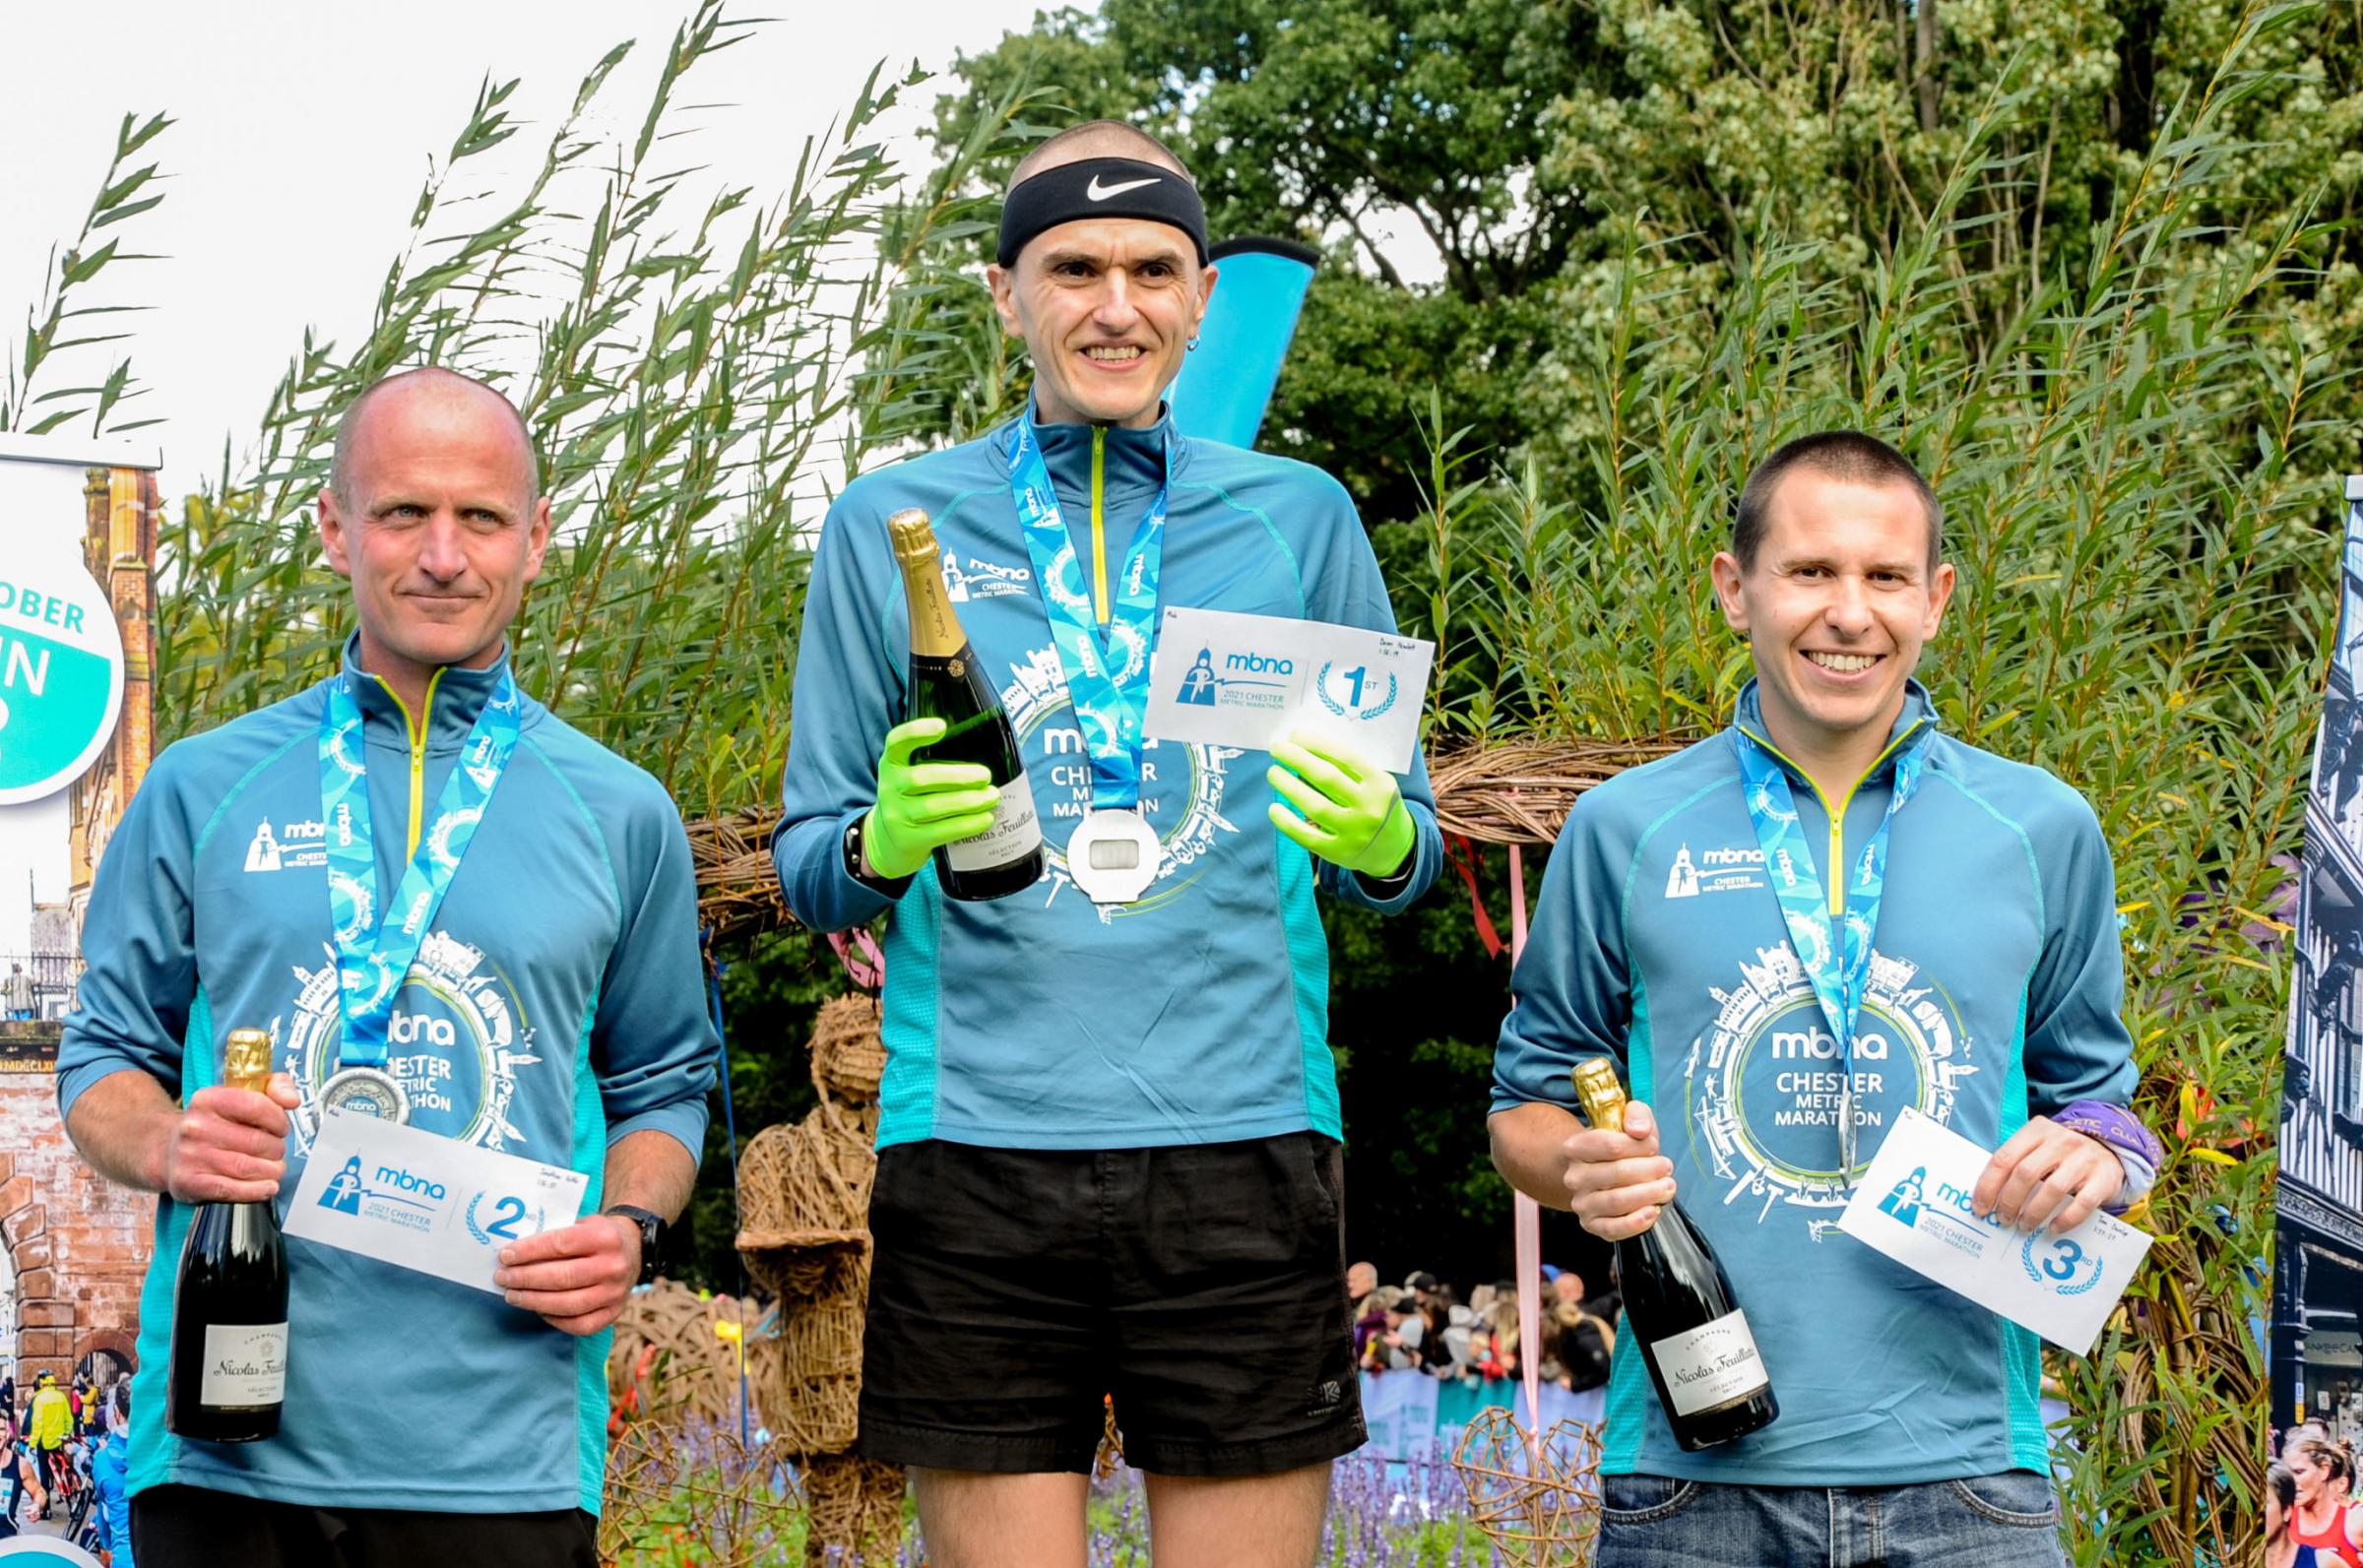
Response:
[1186,337,1199,351]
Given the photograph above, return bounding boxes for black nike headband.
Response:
[996,157,1210,269]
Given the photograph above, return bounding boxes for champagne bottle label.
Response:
[200,1322,288,1407]
[1648,1309,1769,1416]
[944,776,1043,872]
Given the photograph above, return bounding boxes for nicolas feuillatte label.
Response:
[1648,1309,1769,1416]
[945,777,1043,872]
[200,1323,288,1407]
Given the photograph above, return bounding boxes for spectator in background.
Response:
[1347,1261,1377,1305]
[1353,1292,1392,1374]
[2289,1435,2363,1567]
[3,966,32,1022]
[1550,1294,1616,1425]
[25,1372,68,1511]
[1381,1292,1424,1371]
[93,1382,134,1568]
[1,1424,46,1539]
[2272,1459,2322,1568]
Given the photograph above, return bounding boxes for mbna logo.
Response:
[374,1163,449,1201]
[1226,651,1294,674]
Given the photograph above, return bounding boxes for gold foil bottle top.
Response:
[1572,1058,1628,1133]
[223,1029,275,1095]
[885,508,941,564]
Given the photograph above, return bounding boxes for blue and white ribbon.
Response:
[318,669,521,1071]
[1733,725,1924,1172]
[1006,421,1170,809]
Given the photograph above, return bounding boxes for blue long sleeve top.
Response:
[1494,681,2139,1486]
[775,409,1442,1150]
[58,638,717,1515]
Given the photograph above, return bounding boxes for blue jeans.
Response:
[1598,1471,2067,1567]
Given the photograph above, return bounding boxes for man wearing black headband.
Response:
[772,121,1442,1565]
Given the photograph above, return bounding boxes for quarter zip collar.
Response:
[1732,678,1937,920]
[340,632,515,757]
[338,632,520,863]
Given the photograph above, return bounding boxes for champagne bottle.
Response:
[167,1028,288,1442]
[1573,1058,1777,1450]
[885,508,1045,901]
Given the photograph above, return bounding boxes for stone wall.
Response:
[0,1019,153,1385]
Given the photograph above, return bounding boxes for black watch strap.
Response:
[605,1205,665,1286]
[843,812,914,897]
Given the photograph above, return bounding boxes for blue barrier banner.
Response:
[1356,1372,1602,1470]
[1167,237,1317,450]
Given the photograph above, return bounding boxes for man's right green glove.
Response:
[860,718,1000,881]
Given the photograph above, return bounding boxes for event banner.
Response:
[0,432,162,1400]
[2272,475,2363,1438]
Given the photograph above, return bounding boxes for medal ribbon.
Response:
[318,668,522,1070]
[1732,722,1923,1171]
[1007,419,1170,810]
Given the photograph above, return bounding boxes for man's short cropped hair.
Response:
[328,365,540,507]
[1007,119,1194,191]
[1733,430,1943,572]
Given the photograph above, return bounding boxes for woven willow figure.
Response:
[737,994,904,1565]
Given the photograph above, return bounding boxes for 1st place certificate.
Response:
[1141,606,1433,773]
[284,1109,589,1294]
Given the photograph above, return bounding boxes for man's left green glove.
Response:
[1266,728,1416,880]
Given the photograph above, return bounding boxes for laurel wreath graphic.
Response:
[2020,1231,2105,1296]
[465,1192,490,1246]
[1314,663,1401,721]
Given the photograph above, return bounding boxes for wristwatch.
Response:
[605,1205,666,1286]
[842,812,913,897]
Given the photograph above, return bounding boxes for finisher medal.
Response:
[1065,809,1162,907]
[319,1065,412,1124]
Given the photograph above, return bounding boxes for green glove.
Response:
[862,719,1000,881]
[1266,728,1416,879]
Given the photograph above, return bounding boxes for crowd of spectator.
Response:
[1347,1260,1620,1401]
[0,1362,137,1560]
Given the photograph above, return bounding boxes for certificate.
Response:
[283,1109,589,1294]
[1141,606,1433,773]
[1836,1106,2152,1355]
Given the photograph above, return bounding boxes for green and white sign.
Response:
[0,549,124,806]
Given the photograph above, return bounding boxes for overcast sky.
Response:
[0,0,1057,504]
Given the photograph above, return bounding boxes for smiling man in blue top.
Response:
[1490,433,2161,1566]
[58,367,716,1567]
[773,121,1441,1568]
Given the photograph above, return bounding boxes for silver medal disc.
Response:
[1064,809,1162,906]
[320,1066,411,1124]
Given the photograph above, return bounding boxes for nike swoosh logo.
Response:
[1086,174,1161,201]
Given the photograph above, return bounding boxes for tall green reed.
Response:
[155,5,1030,825]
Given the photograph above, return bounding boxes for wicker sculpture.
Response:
[1451,1405,1604,1566]
[606,1278,755,1434]
[737,994,904,1566]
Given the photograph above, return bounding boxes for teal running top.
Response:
[773,409,1442,1151]
[58,640,716,1515]
[1494,680,2137,1486]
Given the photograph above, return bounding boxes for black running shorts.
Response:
[131,1483,599,1567]
[855,1131,1365,1477]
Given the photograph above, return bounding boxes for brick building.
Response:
[1,1021,150,1388]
